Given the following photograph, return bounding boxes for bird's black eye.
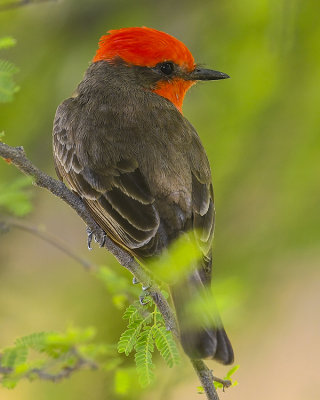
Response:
[160,62,174,75]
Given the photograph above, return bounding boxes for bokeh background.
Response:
[1,0,319,399]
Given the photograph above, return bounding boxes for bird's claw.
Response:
[86,227,106,249]
[97,233,106,248]
[86,227,93,250]
[139,293,150,306]
[132,278,151,291]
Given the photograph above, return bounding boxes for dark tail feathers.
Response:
[171,270,234,364]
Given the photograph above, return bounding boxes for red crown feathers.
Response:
[93,27,195,71]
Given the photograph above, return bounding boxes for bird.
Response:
[52,26,234,364]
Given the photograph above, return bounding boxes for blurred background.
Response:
[0,0,319,399]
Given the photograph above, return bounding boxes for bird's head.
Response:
[93,27,229,113]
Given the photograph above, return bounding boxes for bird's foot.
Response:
[95,232,106,248]
[138,282,152,305]
[86,226,106,250]
[139,293,150,306]
[132,277,151,292]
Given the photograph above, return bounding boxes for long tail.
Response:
[171,268,234,364]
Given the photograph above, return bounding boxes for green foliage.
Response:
[147,232,202,283]
[114,368,141,396]
[0,37,17,50]
[0,36,19,103]
[118,299,180,388]
[0,176,33,216]
[1,345,28,369]
[0,327,119,389]
[118,319,145,356]
[134,326,155,387]
[95,265,140,309]
[152,321,179,368]
[14,331,49,352]
[0,295,180,392]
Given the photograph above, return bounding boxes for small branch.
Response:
[0,141,219,399]
[212,375,232,391]
[0,216,95,270]
[0,143,108,247]
[28,352,98,383]
[0,0,57,12]
[192,359,219,400]
[0,349,98,384]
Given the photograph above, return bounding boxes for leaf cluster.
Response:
[0,36,19,103]
[0,327,117,389]
[95,265,140,309]
[118,298,180,387]
[0,176,33,217]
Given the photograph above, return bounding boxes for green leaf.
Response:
[1,377,18,389]
[118,320,143,356]
[0,58,19,103]
[102,357,122,372]
[0,176,33,216]
[15,332,49,352]
[1,346,28,368]
[46,326,96,347]
[0,37,16,50]
[197,385,205,394]
[0,59,18,74]
[122,303,145,324]
[79,343,116,359]
[112,294,127,309]
[152,324,180,368]
[134,326,155,387]
[114,367,141,395]
[148,232,202,283]
[95,265,139,299]
[114,368,131,395]
[225,364,240,380]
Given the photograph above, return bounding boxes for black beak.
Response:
[188,67,230,81]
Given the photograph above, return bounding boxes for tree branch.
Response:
[192,359,219,400]
[0,141,221,400]
[0,348,98,383]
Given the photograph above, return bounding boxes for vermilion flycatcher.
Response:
[53,27,234,364]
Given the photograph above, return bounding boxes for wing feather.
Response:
[53,98,215,270]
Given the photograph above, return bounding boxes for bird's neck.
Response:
[153,79,195,113]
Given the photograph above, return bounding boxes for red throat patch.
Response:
[154,79,195,112]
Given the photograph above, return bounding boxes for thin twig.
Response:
[0,216,95,270]
[0,0,57,12]
[212,375,232,391]
[0,141,220,400]
[0,348,98,383]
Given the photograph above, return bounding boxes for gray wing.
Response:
[53,99,160,251]
[53,98,214,268]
